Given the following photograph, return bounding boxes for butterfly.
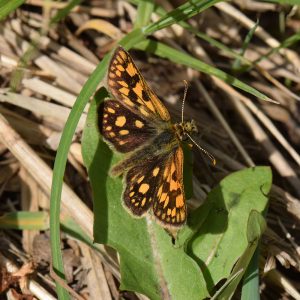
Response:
[99,46,200,227]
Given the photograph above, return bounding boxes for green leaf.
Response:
[211,211,266,300]
[181,167,271,295]
[82,91,209,300]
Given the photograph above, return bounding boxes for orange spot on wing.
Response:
[135,120,144,128]
[119,50,126,60]
[157,185,163,197]
[107,107,115,113]
[123,96,135,107]
[116,64,125,71]
[152,167,160,176]
[119,87,129,96]
[115,116,126,127]
[126,62,137,77]
[163,196,169,208]
[132,82,143,99]
[137,176,145,184]
[119,130,129,135]
[170,180,178,192]
[118,81,128,87]
[141,197,147,207]
[139,183,150,194]
[116,55,124,64]
[171,208,176,217]
[176,194,184,208]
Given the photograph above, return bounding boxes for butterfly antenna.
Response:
[181,80,189,124]
[186,133,216,166]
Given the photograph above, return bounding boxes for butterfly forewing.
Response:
[108,47,171,122]
[99,100,155,153]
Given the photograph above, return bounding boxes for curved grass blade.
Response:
[49,53,110,300]
[49,29,147,298]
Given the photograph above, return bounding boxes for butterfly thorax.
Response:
[173,119,198,142]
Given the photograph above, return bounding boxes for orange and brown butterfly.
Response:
[98,46,199,227]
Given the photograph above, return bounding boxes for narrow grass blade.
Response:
[232,20,259,71]
[144,0,222,35]
[0,212,48,230]
[0,0,25,21]
[135,40,271,102]
[134,0,155,29]
[50,0,82,24]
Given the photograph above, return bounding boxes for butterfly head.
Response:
[174,120,216,165]
[182,119,198,135]
[174,119,198,142]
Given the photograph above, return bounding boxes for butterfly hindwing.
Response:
[153,147,186,226]
[107,47,171,122]
[123,147,186,227]
[123,154,168,217]
[99,100,155,153]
